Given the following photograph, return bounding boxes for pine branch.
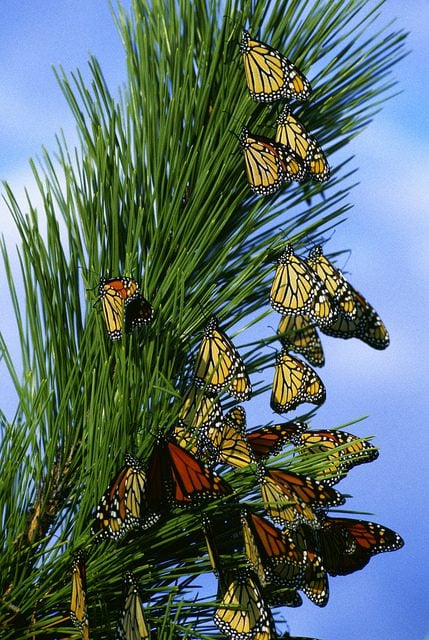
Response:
[0,0,406,637]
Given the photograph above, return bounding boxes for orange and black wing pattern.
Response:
[275,107,329,181]
[242,512,305,588]
[239,128,306,195]
[277,314,325,367]
[240,30,311,103]
[258,466,344,528]
[214,569,270,640]
[270,245,335,328]
[321,287,390,349]
[194,316,248,395]
[246,421,306,461]
[91,454,160,540]
[207,406,255,468]
[70,550,89,639]
[147,439,231,508]
[271,350,326,413]
[174,384,223,455]
[291,428,379,485]
[307,246,356,320]
[97,276,139,340]
[317,515,404,576]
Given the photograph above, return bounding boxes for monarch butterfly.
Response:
[275,107,330,182]
[146,438,231,508]
[206,406,255,468]
[257,466,344,528]
[172,421,200,457]
[70,550,89,639]
[239,127,306,195]
[91,454,160,541]
[230,362,252,402]
[277,314,325,367]
[124,294,154,333]
[271,350,326,414]
[290,428,379,486]
[174,385,223,455]
[178,385,223,431]
[194,316,251,400]
[299,549,329,607]
[242,512,305,588]
[316,515,404,576]
[320,287,390,350]
[306,245,356,320]
[240,30,311,103]
[270,245,336,328]
[281,525,329,607]
[214,569,271,640]
[246,421,307,461]
[117,571,150,640]
[97,276,140,339]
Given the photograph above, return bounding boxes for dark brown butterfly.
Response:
[124,294,154,333]
[316,515,404,576]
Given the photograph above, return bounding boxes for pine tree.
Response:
[0,1,406,638]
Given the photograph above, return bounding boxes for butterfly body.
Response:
[307,245,356,320]
[146,439,231,508]
[206,406,255,468]
[258,467,344,528]
[214,569,271,640]
[291,428,379,485]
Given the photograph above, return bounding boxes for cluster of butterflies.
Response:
[269,243,390,414]
[71,243,401,639]
[71,27,399,640]
[239,30,330,195]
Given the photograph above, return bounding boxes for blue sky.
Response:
[1,2,428,639]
